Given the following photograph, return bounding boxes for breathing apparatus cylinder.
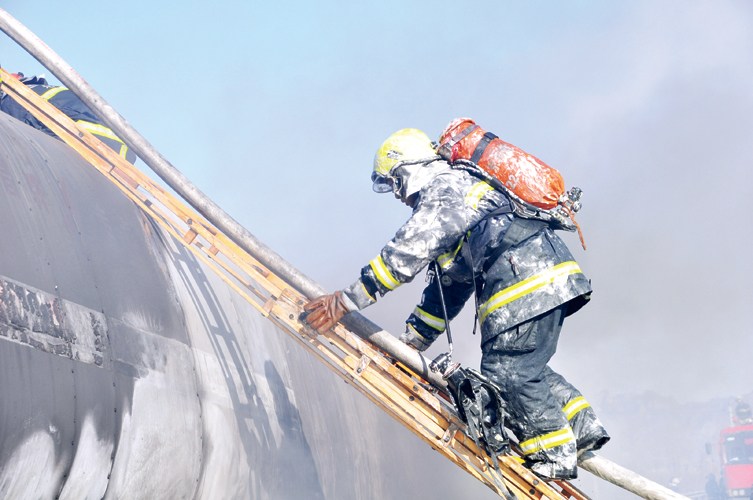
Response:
[438,118,566,210]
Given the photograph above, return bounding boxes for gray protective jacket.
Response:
[341,160,591,347]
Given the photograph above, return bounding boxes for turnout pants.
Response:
[480,304,609,478]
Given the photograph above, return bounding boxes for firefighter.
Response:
[0,73,136,164]
[705,474,720,500]
[735,397,752,425]
[304,128,609,479]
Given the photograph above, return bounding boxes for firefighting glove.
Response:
[399,325,432,352]
[303,291,349,334]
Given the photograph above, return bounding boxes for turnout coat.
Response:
[341,160,592,347]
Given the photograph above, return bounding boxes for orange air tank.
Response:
[438,118,565,210]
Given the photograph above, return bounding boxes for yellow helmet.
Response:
[372,128,437,193]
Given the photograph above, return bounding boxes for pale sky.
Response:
[1,0,751,404]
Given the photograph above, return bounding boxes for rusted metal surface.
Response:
[0,276,107,366]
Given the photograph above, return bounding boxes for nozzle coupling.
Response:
[430,352,460,378]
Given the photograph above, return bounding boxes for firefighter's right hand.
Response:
[303,291,349,334]
[400,325,432,352]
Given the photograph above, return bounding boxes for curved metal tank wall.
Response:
[0,112,497,500]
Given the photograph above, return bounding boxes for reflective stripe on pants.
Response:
[519,427,575,456]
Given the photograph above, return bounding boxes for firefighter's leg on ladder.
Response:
[480,304,578,480]
[545,367,610,455]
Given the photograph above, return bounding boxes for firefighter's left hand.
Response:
[303,291,349,334]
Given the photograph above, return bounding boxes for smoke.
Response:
[547,0,753,402]
[327,0,753,404]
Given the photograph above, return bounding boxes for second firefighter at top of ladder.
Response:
[0,73,136,164]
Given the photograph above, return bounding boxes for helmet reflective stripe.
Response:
[372,128,436,193]
[369,255,401,290]
[562,397,591,421]
[519,428,575,455]
[478,262,583,324]
[437,238,464,270]
[465,181,493,210]
[40,86,68,101]
[412,307,446,332]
